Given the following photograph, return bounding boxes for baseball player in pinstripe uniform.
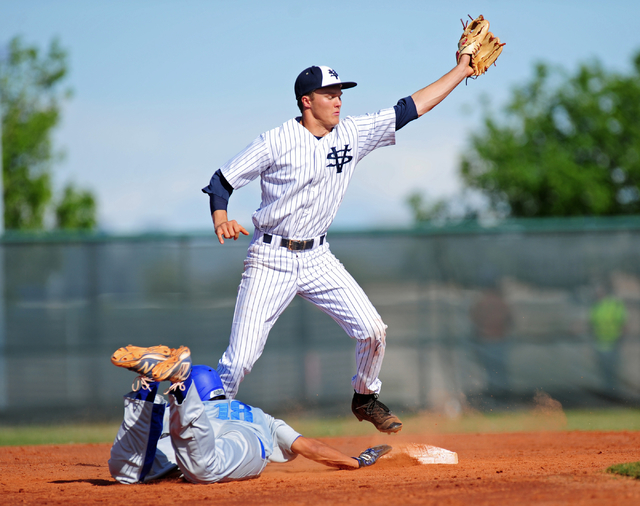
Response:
[203,57,475,433]
[109,345,391,484]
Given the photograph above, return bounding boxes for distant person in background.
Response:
[470,279,512,399]
[590,284,627,395]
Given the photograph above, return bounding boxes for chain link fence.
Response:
[1,217,639,423]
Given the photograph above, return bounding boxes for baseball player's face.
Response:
[308,85,343,129]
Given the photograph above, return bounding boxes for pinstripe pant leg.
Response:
[217,244,298,399]
[298,247,386,395]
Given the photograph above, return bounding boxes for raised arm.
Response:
[411,54,474,117]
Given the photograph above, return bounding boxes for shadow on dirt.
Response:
[50,479,116,487]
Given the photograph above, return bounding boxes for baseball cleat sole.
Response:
[151,346,192,383]
[111,345,173,377]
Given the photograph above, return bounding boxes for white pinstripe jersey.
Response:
[220,108,396,239]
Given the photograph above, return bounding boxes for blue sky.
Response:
[2,0,639,233]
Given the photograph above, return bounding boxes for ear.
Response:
[301,95,313,110]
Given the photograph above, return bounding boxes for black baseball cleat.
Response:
[351,392,403,433]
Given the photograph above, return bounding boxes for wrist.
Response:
[458,53,471,66]
[460,55,475,75]
[213,210,229,229]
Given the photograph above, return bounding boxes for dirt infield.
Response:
[2,431,639,505]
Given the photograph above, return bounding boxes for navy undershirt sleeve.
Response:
[394,96,419,131]
[202,169,234,213]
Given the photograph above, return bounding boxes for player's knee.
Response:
[359,318,387,347]
[372,318,387,344]
[220,349,256,378]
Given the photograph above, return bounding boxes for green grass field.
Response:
[607,462,640,479]
[1,408,639,447]
[288,408,640,438]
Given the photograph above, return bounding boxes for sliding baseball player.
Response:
[109,345,391,484]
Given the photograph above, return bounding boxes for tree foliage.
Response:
[1,36,97,230]
[406,192,449,224]
[55,183,97,230]
[460,52,640,218]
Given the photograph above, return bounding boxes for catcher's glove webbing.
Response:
[354,445,392,468]
[456,14,505,77]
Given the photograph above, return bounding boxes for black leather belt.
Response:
[263,234,325,251]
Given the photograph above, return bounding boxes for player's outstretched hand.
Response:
[215,220,249,244]
[354,445,392,468]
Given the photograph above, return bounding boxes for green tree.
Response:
[55,183,97,230]
[459,52,640,218]
[406,192,448,224]
[1,36,97,230]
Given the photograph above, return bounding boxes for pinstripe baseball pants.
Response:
[217,233,387,399]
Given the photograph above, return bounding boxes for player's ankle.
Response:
[166,377,193,404]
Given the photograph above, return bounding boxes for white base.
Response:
[404,444,458,464]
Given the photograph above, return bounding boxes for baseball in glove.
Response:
[456,14,505,77]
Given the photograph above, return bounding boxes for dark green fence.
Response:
[1,217,639,423]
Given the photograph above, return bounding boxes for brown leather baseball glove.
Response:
[456,14,505,77]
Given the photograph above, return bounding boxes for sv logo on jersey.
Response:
[327,145,353,173]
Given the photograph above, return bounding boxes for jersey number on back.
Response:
[216,401,254,422]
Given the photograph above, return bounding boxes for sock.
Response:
[133,381,160,402]
[170,376,193,404]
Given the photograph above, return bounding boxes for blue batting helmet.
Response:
[191,365,226,401]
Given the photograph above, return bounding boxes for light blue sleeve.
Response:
[266,417,301,463]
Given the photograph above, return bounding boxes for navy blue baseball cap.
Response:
[294,66,357,100]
